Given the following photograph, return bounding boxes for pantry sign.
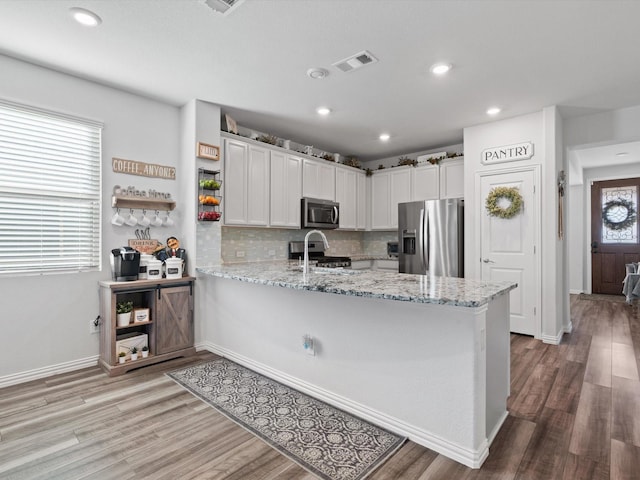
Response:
[112,157,176,180]
[481,142,534,165]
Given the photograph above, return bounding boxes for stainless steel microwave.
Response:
[301,197,339,229]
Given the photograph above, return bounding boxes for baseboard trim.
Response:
[563,321,573,334]
[200,342,489,469]
[570,289,583,295]
[0,355,99,389]
[541,329,564,345]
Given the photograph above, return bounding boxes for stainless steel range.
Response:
[288,241,351,268]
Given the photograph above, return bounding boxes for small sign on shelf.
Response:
[197,142,220,161]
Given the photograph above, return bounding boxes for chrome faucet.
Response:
[303,229,329,275]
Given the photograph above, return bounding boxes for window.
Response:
[601,184,638,244]
[0,100,102,275]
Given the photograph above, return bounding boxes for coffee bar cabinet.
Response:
[98,277,196,376]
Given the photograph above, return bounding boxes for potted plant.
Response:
[130,346,138,361]
[141,345,149,358]
[118,351,126,364]
[116,301,133,327]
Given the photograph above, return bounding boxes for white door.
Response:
[479,168,539,336]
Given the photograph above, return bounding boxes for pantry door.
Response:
[591,178,640,294]
[479,167,540,337]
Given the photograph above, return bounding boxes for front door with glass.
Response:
[591,178,640,294]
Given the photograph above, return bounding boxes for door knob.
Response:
[591,241,598,253]
[482,258,495,263]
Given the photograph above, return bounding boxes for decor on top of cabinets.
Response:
[397,156,417,167]
[198,168,222,221]
[197,142,220,160]
[485,186,524,219]
[222,114,238,134]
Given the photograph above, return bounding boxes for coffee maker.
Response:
[110,247,140,281]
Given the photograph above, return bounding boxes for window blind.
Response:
[0,100,102,275]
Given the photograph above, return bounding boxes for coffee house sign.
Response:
[481,142,534,165]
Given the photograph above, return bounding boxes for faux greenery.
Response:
[397,156,417,167]
[118,351,126,357]
[342,156,360,168]
[142,345,149,352]
[116,301,133,314]
[485,186,524,219]
[131,347,138,354]
[602,198,637,231]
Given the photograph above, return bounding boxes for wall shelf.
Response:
[112,195,176,211]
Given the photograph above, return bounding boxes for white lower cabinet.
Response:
[356,173,366,230]
[270,151,302,228]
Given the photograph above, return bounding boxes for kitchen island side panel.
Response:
[200,274,510,468]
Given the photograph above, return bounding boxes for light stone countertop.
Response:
[196,261,516,308]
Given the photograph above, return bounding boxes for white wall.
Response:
[464,108,567,342]
[0,55,182,380]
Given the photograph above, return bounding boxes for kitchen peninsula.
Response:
[196,263,516,468]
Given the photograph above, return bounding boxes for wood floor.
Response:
[1,295,639,479]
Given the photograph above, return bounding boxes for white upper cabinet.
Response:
[223,138,269,226]
[356,171,367,230]
[412,164,439,201]
[302,158,335,201]
[439,158,464,199]
[371,167,412,230]
[335,166,361,230]
[270,151,302,228]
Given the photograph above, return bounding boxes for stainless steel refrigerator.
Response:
[398,199,464,277]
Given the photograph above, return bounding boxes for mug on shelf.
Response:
[150,210,163,227]
[111,208,125,226]
[124,209,138,227]
[138,210,151,227]
[162,211,175,227]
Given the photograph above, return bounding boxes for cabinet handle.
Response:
[158,286,161,300]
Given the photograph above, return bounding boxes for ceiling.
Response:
[1,1,640,162]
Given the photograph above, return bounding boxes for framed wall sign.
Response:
[197,142,220,161]
[481,142,534,165]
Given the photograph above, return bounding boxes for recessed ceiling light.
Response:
[615,152,629,157]
[486,107,501,116]
[379,133,390,141]
[430,63,452,75]
[316,107,331,116]
[70,7,102,27]
[307,68,329,80]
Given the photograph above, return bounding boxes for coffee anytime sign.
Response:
[112,157,176,180]
[482,142,534,165]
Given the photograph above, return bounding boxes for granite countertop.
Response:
[349,254,398,261]
[196,261,516,308]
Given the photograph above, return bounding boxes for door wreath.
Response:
[602,198,636,230]
[485,186,523,219]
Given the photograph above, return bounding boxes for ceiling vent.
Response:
[333,50,378,73]
[203,0,245,15]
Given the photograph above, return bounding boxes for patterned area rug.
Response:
[167,358,405,480]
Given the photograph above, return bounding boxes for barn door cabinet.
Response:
[98,277,196,376]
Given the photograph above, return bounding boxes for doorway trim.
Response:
[475,164,542,339]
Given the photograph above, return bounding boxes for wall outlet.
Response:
[90,317,100,334]
[236,250,245,258]
[302,334,315,356]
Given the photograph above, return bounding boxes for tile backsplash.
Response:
[218,227,397,264]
